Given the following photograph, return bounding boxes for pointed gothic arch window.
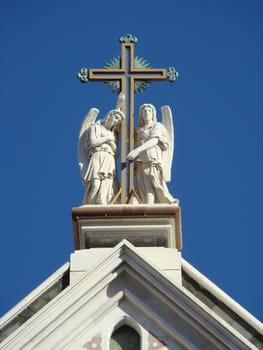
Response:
[110,325,140,350]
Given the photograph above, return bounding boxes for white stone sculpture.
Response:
[78,94,125,204]
[127,103,178,204]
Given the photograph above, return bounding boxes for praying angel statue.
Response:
[78,94,125,205]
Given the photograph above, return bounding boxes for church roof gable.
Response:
[1,240,262,349]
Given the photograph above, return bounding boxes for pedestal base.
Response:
[72,204,182,250]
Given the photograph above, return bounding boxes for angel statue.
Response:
[78,94,125,205]
[127,103,178,205]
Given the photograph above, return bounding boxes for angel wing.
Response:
[161,105,174,182]
[78,108,99,182]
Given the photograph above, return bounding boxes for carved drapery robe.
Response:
[135,122,176,204]
[84,124,117,204]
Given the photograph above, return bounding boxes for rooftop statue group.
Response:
[78,94,178,205]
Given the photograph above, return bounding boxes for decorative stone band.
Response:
[72,204,182,251]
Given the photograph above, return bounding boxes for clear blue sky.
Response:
[0,0,262,322]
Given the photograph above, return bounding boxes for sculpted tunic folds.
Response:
[135,122,176,204]
[84,124,116,183]
[82,122,118,205]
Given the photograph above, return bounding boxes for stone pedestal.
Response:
[72,204,182,250]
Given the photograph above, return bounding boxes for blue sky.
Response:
[0,0,262,323]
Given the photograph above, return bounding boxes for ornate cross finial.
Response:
[119,34,138,43]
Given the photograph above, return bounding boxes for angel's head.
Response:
[138,104,157,127]
[102,109,125,130]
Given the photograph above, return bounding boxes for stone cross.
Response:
[78,34,178,204]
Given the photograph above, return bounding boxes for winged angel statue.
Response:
[127,104,178,205]
[78,94,125,204]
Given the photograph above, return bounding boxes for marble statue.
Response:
[78,94,125,204]
[127,103,178,204]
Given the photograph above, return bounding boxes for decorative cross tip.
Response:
[119,34,138,44]
[77,68,89,83]
[167,67,179,82]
